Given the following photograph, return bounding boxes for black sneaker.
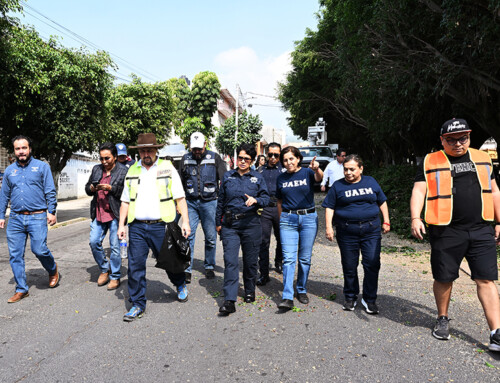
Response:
[432,316,451,340]
[219,300,236,315]
[256,275,270,286]
[185,272,192,284]
[361,298,379,315]
[275,262,282,274]
[489,329,500,352]
[205,270,215,279]
[342,300,357,311]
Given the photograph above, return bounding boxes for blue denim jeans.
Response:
[6,211,57,293]
[335,219,381,303]
[89,218,121,279]
[185,199,217,273]
[128,221,185,310]
[280,211,318,300]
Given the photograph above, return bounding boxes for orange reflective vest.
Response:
[423,148,494,225]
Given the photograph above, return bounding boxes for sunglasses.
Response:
[444,135,469,145]
[100,156,112,161]
[267,153,280,158]
[238,156,252,162]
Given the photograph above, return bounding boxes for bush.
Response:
[367,164,416,239]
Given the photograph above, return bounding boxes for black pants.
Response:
[258,206,282,276]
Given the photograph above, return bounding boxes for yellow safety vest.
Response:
[423,148,494,225]
[125,159,176,224]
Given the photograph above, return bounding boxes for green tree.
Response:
[107,75,175,147]
[0,26,115,185]
[171,71,221,146]
[279,0,500,163]
[215,111,262,156]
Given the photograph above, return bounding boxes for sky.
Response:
[14,0,321,142]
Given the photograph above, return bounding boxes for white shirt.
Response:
[121,159,185,220]
[321,160,344,187]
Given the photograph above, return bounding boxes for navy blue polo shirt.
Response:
[215,169,270,224]
[258,163,285,198]
[322,176,386,222]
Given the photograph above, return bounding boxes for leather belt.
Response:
[134,219,163,224]
[14,210,46,215]
[267,202,277,207]
[282,207,315,215]
[232,212,257,220]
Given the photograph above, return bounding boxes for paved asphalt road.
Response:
[0,197,499,382]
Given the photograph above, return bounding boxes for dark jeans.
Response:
[335,219,381,303]
[258,206,282,276]
[221,214,261,301]
[128,221,185,310]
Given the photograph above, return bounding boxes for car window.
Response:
[300,148,332,157]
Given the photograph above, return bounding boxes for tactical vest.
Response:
[125,159,176,223]
[423,148,494,225]
[182,150,218,200]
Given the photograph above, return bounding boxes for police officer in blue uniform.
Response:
[180,132,227,282]
[257,142,285,285]
[216,143,270,315]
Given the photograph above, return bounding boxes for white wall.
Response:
[58,157,98,200]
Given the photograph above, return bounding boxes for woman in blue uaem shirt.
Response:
[276,146,323,311]
[322,154,390,315]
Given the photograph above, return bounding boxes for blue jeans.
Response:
[221,214,261,301]
[335,219,381,303]
[280,211,318,300]
[7,211,57,293]
[128,221,185,310]
[89,218,121,279]
[185,199,217,273]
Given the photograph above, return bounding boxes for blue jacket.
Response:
[215,169,270,225]
[0,157,57,218]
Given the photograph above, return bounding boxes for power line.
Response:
[247,91,279,99]
[20,1,160,82]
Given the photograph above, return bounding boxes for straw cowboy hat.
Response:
[129,133,165,149]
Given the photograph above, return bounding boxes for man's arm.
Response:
[42,163,57,226]
[0,171,12,227]
[175,197,191,238]
[410,181,427,240]
[491,178,500,244]
[117,202,129,240]
[216,154,227,181]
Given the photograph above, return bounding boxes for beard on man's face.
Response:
[16,152,31,164]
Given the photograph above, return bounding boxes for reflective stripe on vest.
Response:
[424,148,494,225]
[125,159,176,224]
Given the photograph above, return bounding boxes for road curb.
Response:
[49,217,89,230]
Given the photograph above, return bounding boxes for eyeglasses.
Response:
[267,153,280,158]
[238,156,252,162]
[100,156,112,161]
[444,135,469,145]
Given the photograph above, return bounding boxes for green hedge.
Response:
[367,164,417,239]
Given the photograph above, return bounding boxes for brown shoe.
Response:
[107,279,120,290]
[97,272,110,286]
[8,291,29,303]
[49,264,60,288]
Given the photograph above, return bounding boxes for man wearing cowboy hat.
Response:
[118,133,191,322]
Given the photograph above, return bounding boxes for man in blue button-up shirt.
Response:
[0,135,60,303]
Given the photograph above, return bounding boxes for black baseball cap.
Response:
[440,118,471,136]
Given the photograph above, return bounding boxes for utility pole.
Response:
[234,84,240,169]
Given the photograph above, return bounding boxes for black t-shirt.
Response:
[415,151,494,230]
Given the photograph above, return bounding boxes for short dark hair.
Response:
[99,142,118,157]
[12,135,33,149]
[280,146,303,166]
[337,148,347,156]
[267,142,281,151]
[344,154,363,168]
[237,143,257,160]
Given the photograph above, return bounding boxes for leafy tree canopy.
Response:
[106,75,175,148]
[279,0,500,163]
[215,111,262,156]
[0,25,115,183]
